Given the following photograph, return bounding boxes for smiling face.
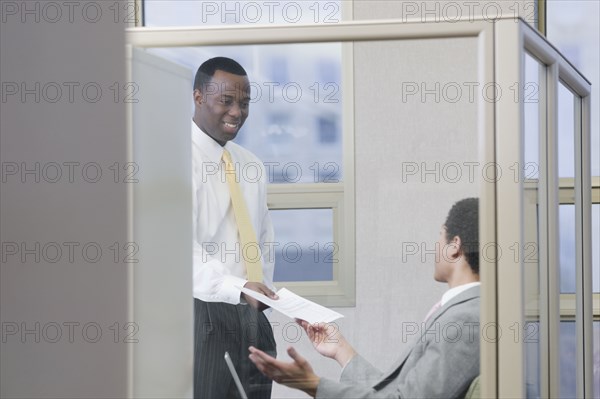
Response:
[193,70,250,146]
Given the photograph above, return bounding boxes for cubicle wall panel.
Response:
[353,37,480,368]
[130,48,194,398]
[1,9,129,399]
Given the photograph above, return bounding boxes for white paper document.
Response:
[239,287,344,324]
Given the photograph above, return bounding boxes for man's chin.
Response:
[226,131,239,141]
[217,130,238,144]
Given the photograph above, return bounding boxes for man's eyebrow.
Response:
[221,93,250,101]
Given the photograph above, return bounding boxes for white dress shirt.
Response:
[192,121,275,304]
[441,281,481,306]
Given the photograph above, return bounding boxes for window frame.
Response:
[494,18,593,398]
[268,183,354,306]
[525,179,600,320]
[557,179,600,322]
[541,1,600,396]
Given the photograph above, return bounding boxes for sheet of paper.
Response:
[239,287,344,324]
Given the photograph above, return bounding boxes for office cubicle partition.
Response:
[126,18,592,398]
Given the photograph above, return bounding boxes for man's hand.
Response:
[249,346,320,397]
[297,320,356,367]
[242,282,278,311]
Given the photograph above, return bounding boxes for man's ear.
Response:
[193,89,203,106]
[448,235,462,261]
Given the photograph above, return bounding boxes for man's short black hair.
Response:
[444,198,479,274]
[193,57,247,91]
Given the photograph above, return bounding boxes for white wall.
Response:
[351,35,481,364]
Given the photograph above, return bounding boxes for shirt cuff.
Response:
[221,274,248,305]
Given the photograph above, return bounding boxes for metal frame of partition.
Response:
[495,19,592,399]
[125,17,592,398]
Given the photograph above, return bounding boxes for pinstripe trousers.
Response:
[194,299,276,399]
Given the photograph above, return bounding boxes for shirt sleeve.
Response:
[192,148,275,304]
[191,166,246,305]
[192,244,246,304]
[340,354,384,386]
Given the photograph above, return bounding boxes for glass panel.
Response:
[146,44,343,183]
[130,31,484,398]
[557,83,575,178]
[547,0,600,177]
[557,85,578,398]
[523,52,542,398]
[270,208,334,282]
[351,36,480,386]
[557,321,600,398]
[594,321,600,398]
[523,54,540,180]
[524,321,541,398]
[559,205,576,293]
[593,204,600,293]
[559,321,577,398]
[144,0,342,27]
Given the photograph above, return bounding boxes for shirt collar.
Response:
[441,281,480,306]
[192,119,226,164]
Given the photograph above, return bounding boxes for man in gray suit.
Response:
[249,198,480,398]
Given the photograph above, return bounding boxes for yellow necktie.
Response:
[222,149,264,283]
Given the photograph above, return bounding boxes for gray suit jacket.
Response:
[317,286,480,399]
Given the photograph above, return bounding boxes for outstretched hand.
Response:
[297,319,357,367]
[242,282,278,311]
[248,346,320,397]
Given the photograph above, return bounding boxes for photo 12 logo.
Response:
[1,82,139,104]
[1,241,139,264]
[401,81,539,104]
[400,161,540,184]
[199,1,341,24]
[398,1,537,24]
[1,1,140,24]
[1,321,139,344]
[1,162,139,184]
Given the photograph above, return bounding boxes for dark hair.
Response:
[193,57,247,91]
[444,198,479,274]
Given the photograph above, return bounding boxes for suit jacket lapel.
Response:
[425,285,480,329]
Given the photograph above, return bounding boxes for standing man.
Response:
[192,57,277,399]
[249,198,480,399]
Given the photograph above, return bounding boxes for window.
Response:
[271,208,334,282]
[517,11,596,394]
[546,2,600,396]
[318,116,338,145]
[268,56,289,84]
